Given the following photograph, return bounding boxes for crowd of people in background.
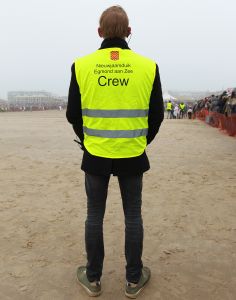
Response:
[165,88,236,122]
[0,103,67,112]
[192,88,236,117]
[192,88,236,136]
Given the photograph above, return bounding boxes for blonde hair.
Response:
[99,6,129,38]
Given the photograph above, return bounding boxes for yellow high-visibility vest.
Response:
[180,103,185,110]
[74,48,156,158]
[167,102,172,110]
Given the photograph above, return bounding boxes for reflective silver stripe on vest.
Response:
[82,109,148,118]
[83,127,148,138]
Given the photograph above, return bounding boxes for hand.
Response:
[73,138,85,151]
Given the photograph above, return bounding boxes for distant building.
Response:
[7,91,67,110]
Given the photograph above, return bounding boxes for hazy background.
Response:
[0,0,235,99]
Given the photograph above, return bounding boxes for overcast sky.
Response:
[0,0,235,99]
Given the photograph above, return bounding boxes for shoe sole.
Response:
[125,285,146,299]
[76,277,102,297]
[125,274,150,299]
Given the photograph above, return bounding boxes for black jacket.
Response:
[66,38,164,176]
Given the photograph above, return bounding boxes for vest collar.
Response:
[99,38,130,50]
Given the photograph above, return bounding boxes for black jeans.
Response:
[85,173,143,283]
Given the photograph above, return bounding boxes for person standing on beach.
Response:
[166,100,173,119]
[174,104,180,119]
[187,106,193,119]
[66,5,164,298]
[179,102,186,119]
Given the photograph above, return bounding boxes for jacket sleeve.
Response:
[146,64,164,144]
[66,63,84,142]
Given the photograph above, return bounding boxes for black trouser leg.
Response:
[118,175,144,283]
[85,173,110,282]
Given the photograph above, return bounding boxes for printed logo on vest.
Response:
[110,51,119,60]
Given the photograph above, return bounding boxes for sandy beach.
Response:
[0,110,235,300]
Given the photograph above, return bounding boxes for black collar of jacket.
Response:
[99,38,130,50]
